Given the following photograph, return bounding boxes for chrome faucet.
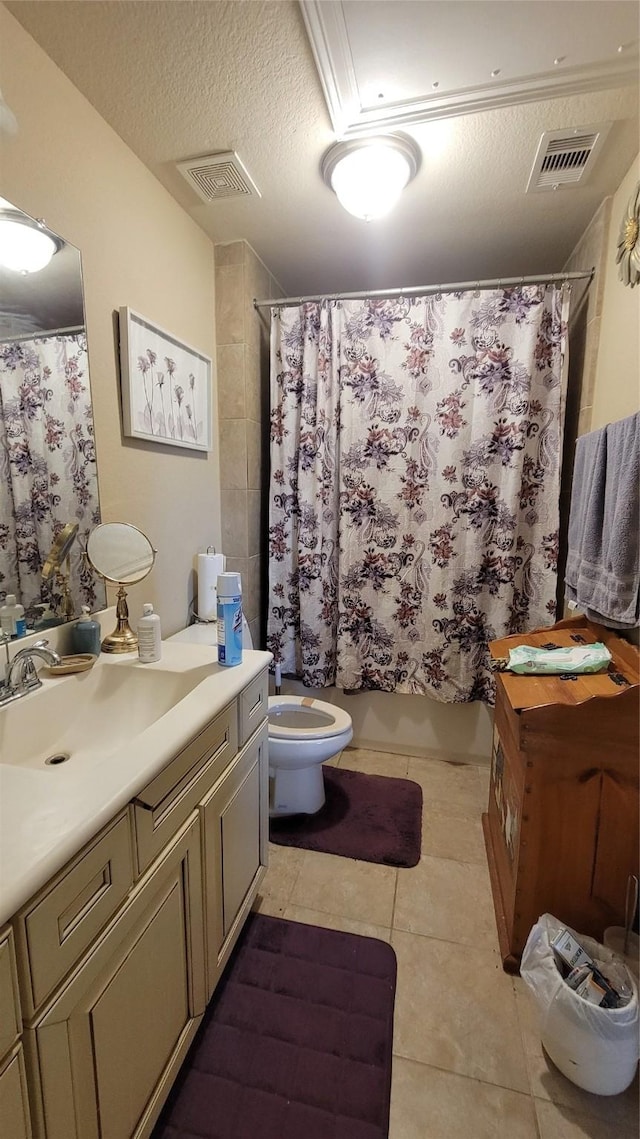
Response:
[0,637,61,706]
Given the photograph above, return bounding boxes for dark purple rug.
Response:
[152,912,397,1139]
[269,766,423,868]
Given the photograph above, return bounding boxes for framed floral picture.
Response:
[118,307,212,451]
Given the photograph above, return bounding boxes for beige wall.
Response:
[0,5,220,635]
[562,198,612,440]
[591,156,640,430]
[215,241,281,649]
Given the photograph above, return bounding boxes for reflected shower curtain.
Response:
[0,332,102,613]
[268,287,568,702]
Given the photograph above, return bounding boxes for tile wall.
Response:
[214,241,282,648]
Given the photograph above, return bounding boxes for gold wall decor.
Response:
[616,180,640,288]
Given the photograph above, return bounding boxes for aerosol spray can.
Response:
[216,572,243,666]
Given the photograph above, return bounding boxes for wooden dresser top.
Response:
[489,616,640,711]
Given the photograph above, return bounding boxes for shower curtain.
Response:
[268,286,569,702]
[0,332,102,615]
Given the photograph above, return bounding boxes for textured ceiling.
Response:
[5,0,639,297]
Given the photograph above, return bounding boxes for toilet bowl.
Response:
[268,696,353,816]
[167,619,353,817]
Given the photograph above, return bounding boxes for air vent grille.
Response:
[176,151,260,203]
[526,124,611,192]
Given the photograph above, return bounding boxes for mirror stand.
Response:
[101,585,139,654]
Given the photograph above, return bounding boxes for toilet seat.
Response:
[268,696,351,741]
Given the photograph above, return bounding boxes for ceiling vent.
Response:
[176,151,260,203]
[526,123,612,193]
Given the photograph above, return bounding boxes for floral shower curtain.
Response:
[268,287,569,703]
[0,333,103,615]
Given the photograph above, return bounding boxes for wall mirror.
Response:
[0,196,106,633]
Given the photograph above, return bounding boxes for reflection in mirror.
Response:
[0,197,106,631]
[86,523,156,653]
[42,521,79,621]
[86,523,155,585]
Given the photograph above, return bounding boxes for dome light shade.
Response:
[322,134,420,221]
[0,213,61,273]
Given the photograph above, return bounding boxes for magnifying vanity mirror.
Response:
[0,196,105,631]
[86,523,156,653]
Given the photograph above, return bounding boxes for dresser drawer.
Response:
[239,670,268,746]
[16,812,133,1018]
[133,703,238,874]
[0,927,21,1057]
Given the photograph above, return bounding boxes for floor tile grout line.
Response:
[390,1052,534,1101]
[390,866,400,929]
[390,923,504,959]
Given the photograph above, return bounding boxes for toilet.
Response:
[167,618,353,817]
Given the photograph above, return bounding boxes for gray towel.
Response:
[565,412,640,628]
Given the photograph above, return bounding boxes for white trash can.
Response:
[520,913,639,1096]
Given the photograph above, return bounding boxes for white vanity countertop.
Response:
[0,642,271,926]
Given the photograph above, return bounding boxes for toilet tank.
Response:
[167,617,253,649]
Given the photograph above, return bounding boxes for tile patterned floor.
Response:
[254,747,639,1139]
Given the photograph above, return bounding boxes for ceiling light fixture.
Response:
[321,134,421,222]
[0,211,63,273]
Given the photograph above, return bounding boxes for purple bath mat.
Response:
[269,766,422,868]
[152,912,397,1139]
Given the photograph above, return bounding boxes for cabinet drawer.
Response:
[239,670,268,746]
[0,927,21,1056]
[133,704,238,874]
[16,812,133,1018]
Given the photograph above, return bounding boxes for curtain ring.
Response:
[474,281,481,298]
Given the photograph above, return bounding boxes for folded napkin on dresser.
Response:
[565,411,640,628]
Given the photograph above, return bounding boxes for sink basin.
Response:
[0,655,215,770]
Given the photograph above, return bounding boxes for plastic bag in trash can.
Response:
[520,913,639,1096]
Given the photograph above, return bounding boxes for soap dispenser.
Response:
[71,606,102,655]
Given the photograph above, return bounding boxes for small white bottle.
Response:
[137,603,161,663]
[0,594,26,638]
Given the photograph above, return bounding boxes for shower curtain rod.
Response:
[0,324,85,344]
[253,269,594,310]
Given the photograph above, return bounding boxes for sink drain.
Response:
[45,752,70,766]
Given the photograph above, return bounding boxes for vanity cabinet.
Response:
[202,720,269,995]
[0,927,31,1139]
[24,817,205,1139]
[8,664,269,1139]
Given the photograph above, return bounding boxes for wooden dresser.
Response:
[482,615,640,973]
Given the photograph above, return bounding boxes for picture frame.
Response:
[118,307,212,452]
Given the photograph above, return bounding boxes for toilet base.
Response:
[269,762,326,817]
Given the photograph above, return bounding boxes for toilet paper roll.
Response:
[197,552,225,621]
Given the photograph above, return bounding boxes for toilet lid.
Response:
[267,696,352,740]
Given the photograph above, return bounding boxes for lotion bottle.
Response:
[0,595,26,638]
[71,606,101,655]
[137,603,161,663]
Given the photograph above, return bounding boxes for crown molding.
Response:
[300,0,639,139]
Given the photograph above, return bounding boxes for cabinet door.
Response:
[25,815,205,1139]
[0,1046,31,1139]
[201,721,268,996]
[592,768,640,920]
